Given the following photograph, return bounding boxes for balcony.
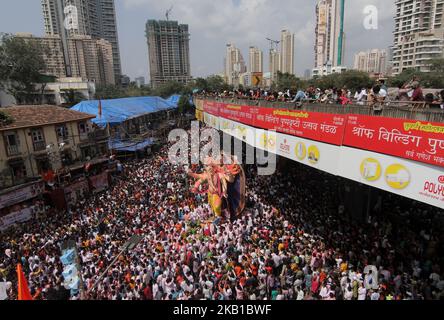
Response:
[88,129,109,142]
[79,132,89,141]
[33,141,46,152]
[7,145,20,157]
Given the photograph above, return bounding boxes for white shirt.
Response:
[296,290,304,300]
[0,282,11,300]
[371,292,380,300]
[358,287,367,300]
[320,286,329,299]
[378,88,387,98]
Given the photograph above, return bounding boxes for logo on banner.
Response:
[295,142,307,160]
[279,139,290,154]
[259,133,276,150]
[439,176,444,184]
[236,126,247,141]
[308,145,320,165]
[385,164,411,190]
[360,158,382,181]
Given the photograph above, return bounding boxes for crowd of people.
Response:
[198,78,444,109]
[1,131,443,300]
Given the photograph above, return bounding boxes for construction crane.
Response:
[166,5,173,21]
[266,37,280,51]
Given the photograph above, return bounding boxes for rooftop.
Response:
[0,105,96,131]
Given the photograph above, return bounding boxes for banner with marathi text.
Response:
[343,115,444,168]
[198,99,444,168]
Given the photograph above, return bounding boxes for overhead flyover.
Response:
[194,97,444,209]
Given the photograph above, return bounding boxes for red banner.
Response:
[214,103,346,145]
[219,103,256,126]
[203,100,220,116]
[253,108,346,146]
[200,100,444,168]
[343,115,444,168]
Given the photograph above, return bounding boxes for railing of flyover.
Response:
[194,96,444,123]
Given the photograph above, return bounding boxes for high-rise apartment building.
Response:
[353,49,388,74]
[224,44,247,86]
[135,77,146,88]
[41,0,122,83]
[280,30,295,74]
[249,46,263,73]
[391,0,444,75]
[269,49,281,84]
[16,33,115,85]
[313,0,346,76]
[146,20,192,88]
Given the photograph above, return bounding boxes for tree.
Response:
[387,69,418,88]
[428,58,444,73]
[387,64,444,89]
[187,75,232,93]
[307,71,374,92]
[0,33,48,104]
[61,89,87,107]
[152,81,185,98]
[193,77,209,91]
[276,71,303,91]
[178,95,192,115]
[338,70,374,92]
[0,110,14,127]
[95,85,126,100]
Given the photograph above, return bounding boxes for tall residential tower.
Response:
[41,0,122,83]
[313,0,347,76]
[224,44,247,87]
[353,49,388,74]
[249,46,264,73]
[146,20,192,88]
[391,0,444,75]
[280,30,295,74]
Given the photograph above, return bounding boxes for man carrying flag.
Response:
[17,264,32,300]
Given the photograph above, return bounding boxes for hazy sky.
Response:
[0,0,396,81]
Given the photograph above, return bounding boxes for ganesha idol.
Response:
[188,153,246,223]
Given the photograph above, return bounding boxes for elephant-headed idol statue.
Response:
[188,153,246,223]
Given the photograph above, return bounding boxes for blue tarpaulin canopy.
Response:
[108,138,155,152]
[71,96,179,128]
[165,95,180,106]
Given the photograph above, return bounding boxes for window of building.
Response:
[10,162,27,182]
[4,132,20,156]
[78,122,90,134]
[31,128,46,151]
[35,157,51,174]
[56,124,69,143]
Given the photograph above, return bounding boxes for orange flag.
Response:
[98,100,103,118]
[17,264,33,301]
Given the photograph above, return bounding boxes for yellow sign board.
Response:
[252,72,263,87]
